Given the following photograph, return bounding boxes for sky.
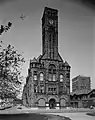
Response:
[0,0,95,91]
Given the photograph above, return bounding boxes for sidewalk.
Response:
[0,106,72,120]
[0,106,94,114]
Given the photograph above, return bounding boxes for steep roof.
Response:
[72,75,90,81]
[64,61,70,67]
[30,57,38,63]
[70,89,94,96]
[37,55,42,62]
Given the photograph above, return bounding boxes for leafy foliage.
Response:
[0,22,12,35]
[0,41,25,100]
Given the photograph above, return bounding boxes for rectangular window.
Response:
[54,88,56,91]
[48,88,51,91]
[66,73,70,78]
[51,88,53,91]
[34,86,37,93]
[40,86,44,93]
[53,69,56,74]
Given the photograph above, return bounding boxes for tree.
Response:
[0,22,12,35]
[0,41,25,100]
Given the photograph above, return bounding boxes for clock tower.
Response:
[22,7,71,109]
[42,7,58,59]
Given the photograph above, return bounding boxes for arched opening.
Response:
[40,73,44,81]
[38,98,45,107]
[60,74,63,82]
[48,64,56,81]
[49,98,56,109]
[60,98,66,107]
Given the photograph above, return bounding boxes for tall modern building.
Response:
[72,75,91,94]
[22,7,71,109]
[71,75,92,108]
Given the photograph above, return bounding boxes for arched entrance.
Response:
[60,98,66,107]
[38,98,45,107]
[49,98,56,109]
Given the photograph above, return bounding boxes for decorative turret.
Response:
[64,61,70,72]
[30,57,38,63]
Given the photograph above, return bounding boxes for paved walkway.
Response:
[0,107,95,120]
[0,107,71,120]
[46,112,95,120]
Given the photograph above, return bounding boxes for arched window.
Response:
[60,74,63,82]
[53,74,56,81]
[34,75,37,80]
[33,71,37,80]
[49,74,52,81]
[38,98,45,106]
[48,64,56,81]
[40,73,44,81]
[60,99,66,107]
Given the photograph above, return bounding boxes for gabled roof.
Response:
[72,75,90,80]
[64,61,70,67]
[88,89,95,95]
[70,89,92,96]
[78,75,90,78]
[58,53,63,62]
[30,57,38,63]
[37,55,42,62]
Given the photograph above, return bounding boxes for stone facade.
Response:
[22,7,71,109]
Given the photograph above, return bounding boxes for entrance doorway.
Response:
[49,98,56,109]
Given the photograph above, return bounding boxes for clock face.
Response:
[49,20,53,25]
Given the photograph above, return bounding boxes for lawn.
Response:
[0,106,72,120]
[0,113,72,120]
[0,113,46,120]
